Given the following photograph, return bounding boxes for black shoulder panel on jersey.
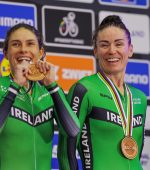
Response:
[0,85,18,127]
[51,92,80,137]
[70,83,87,117]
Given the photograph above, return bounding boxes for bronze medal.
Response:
[121,136,138,159]
[27,64,45,81]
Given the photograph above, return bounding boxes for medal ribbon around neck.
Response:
[97,70,133,137]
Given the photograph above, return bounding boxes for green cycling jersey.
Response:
[0,76,80,170]
[58,72,147,170]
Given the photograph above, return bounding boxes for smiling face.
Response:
[94,26,133,77]
[4,27,43,74]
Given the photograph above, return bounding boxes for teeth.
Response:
[17,57,32,62]
[107,58,119,62]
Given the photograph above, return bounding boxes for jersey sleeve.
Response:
[0,81,20,132]
[46,82,80,138]
[58,82,89,170]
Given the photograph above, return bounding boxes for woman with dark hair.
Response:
[58,15,147,170]
[0,23,80,170]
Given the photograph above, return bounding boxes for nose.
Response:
[108,44,116,54]
[20,44,28,53]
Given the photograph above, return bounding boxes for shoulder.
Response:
[128,84,146,98]
[0,76,10,85]
[77,73,98,86]
[0,76,11,94]
[68,74,97,95]
[0,76,9,81]
[128,84,147,106]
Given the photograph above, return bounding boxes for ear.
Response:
[94,47,98,59]
[128,44,133,58]
[3,51,8,59]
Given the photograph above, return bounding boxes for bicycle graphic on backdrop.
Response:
[59,12,79,37]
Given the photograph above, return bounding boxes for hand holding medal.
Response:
[27,60,55,85]
[27,64,45,81]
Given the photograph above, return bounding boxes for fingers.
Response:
[35,60,52,74]
[35,60,55,85]
[49,64,55,78]
[13,63,29,86]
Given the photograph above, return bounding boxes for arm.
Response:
[46,82,80,138]
[36,60,80,137]
[58,82,89,170]
[0,60,31,131]
[0,81,20,131]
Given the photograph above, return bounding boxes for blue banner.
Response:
[99,0,149,8]
[52,131,59,169]
[125,59,150,97]
[0,51,3,63]
[0,2,37,41]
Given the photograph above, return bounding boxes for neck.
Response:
[105,73,125,95]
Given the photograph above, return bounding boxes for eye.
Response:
[27,39,39,47]
[99,43,109,48]
[116,42,124,47]
[12,42,20,47]
[27,41,36,46]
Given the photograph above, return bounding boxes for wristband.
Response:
[49,86,60,94]
[8,87,18,95]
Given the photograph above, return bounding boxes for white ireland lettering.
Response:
[11,107,15,116]
[34,115,42,125]
[85,165,91,169]
[85,158,91,168]
[15,108,22,118]
[107,111,110,120]
[83,146,90,153]
[9,107,54,126]
[82,129,88,139]
[107,111,122,125]
[22,111,28,122]
[84,152,90,158]
[117,115,122,125]
[133,116,142,126]
[41,109,53,122]
[48,108,53,118]
[28,114,33,125]
[74,96,79,103]
[85,158,91,165]
[82,123,87,130]
[72,96,80,113]
[110,112,117,123]
[82,139,88,147]
[41,111,49,121]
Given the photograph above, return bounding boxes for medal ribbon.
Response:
[98,70,133,137]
